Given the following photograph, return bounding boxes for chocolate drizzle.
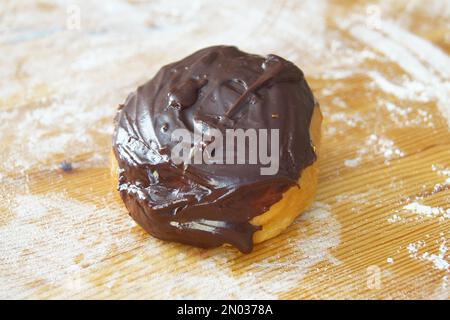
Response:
[112,46,317,253]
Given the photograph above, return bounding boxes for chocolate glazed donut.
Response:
[112,46,317,253]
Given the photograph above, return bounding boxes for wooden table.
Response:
[1,0,449,299]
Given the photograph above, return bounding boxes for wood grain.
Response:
[0,0,449,299]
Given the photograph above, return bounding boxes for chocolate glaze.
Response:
[112,46,317,253]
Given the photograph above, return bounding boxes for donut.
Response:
[112,46,321,253]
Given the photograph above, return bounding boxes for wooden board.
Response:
[0,0,449,299]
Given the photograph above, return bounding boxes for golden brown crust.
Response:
[251,103,322,243]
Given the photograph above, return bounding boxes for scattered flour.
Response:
[0,192,138,297]
[387,214,402,223]
[432,164,450,185]
[344,157,362,168]
[380,100,434,128]
[99,202,341,299]
[403,202,444,218]
[329,112,365,128]
[368,134,405,160]
[408,238,449,272]
[431,275,449,299]
[335,191,375,204]
[341,17,450,129]
[344,134,405,167]
[331,97,348,109]
[368,72,434,104]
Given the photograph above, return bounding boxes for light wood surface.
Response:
[0,0,449,299]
